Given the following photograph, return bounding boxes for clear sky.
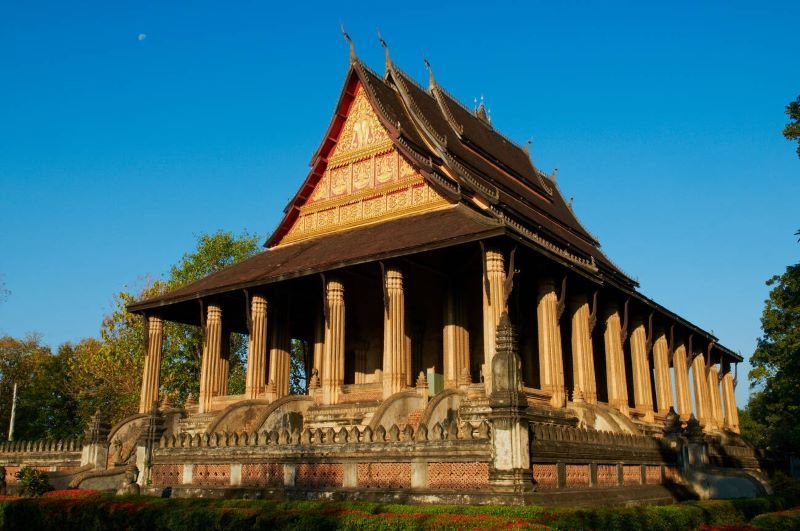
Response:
[1,1,798,408]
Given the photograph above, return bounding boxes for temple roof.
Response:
[265,57,634,289]
[128,52,742,364]
[128,205,503,313]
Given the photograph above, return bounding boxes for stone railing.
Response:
[0,438,83,454]
[159,420,491,449]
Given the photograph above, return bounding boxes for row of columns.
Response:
[137,245,741,433]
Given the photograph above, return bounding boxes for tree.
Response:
[784,96,800,158]
[0,335,83,440]
[748,259,800,457]
[78,230,261,424]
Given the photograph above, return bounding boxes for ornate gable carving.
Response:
[278,84,448,245]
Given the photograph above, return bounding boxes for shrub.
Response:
[15,467,52,497]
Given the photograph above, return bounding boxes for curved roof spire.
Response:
[377,30,390,71]
[423,56,437,90]
[340,23,356,63]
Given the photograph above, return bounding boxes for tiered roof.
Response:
[128,49,741,364]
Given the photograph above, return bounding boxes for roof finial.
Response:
[551,166,559,180]
[475,94,489,123]
[568,196,574,208]
[340,23,356,63]
[423,55,436,90]
[524,138,533,155]
[377,30,390,70]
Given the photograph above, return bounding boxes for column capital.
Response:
[484,248,505,273]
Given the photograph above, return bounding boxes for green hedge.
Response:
[0,494,797,530]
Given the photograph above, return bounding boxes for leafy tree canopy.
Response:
[784,96,800,158]
[748,260,800,456]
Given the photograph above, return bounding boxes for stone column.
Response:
[268,304,291,399]
[323,277,345,405]
[537,278,565,407]
[312,308,324,383]
[652,332,673,415]
[199,304,222,414]
[570,295,597,404]
[482,248,506,392]
[245,294,268,399]
[721,368,740,433]
[139,316,164,414]
[707,364,724,430]
[629,321,654,422]
[673,343,693,420]
[691,353,711,428]
[383,266,408,398]
[443,281,469,389]
[603,304,629,415]
[216,329,230,397]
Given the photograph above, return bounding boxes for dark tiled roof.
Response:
[129,206,503,312]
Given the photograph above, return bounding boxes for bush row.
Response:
[0,492,797,530]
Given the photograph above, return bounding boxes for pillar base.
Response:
[489,468,536,494]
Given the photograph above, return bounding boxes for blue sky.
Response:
[1,1,798,408]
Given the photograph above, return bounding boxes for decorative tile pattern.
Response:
[339,391,383,403]
[242,463,283,487]
[192,464,230,486]
[152,464,183,486]
[597,464,618,487]
[646,465,662,485]
[357,463,411,489]
[565,464,590,488]
[296,463,343,488]
[623,464,641,485]
[428,462,489,490]
[532,463,558,490]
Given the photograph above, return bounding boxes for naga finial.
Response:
[340,23,356,63]
[423,55,436,89]
[377,30,390,69]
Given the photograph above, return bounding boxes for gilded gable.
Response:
[278,84,448,245]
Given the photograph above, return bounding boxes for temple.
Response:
[0,44,763,504]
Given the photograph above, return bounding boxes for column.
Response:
[652,332,673,415]
[323,277,345,405]
[570,295,597,404]
[673,342,692,420]
[312,308,324,379]
[383,266,408,398]
[216,329,230,397]
[443,281,469,389]
[690,352,711,427]
[482,248,506,392]
[138,316,164,414]
[629,320,654,422]
[707,363,724,430]
[538,277,565,407]
[603,304,629,415]
[245,294,268,399]
[268,303,291,399]
[721,367,740,433]
[199,304,222,414]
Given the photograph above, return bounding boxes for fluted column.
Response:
[138,316,164,414]
[707,364,724,430]
[443,281,469,389]
[482,248,506,392]
[630,321,654,422]
[268,304,291,399]
[673,343,692,420]
[652,332,673,415]
[383,266,408,398]
[538,278,565,408]
[323,277,345,405]
[691,352,711,427]
[216,330,230,396]
[245,295,268,399]
[570,295,597,404]
[603,304,629,414]
[721,368,740,433]
[312,308,324,377]
[199,304,222,414]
